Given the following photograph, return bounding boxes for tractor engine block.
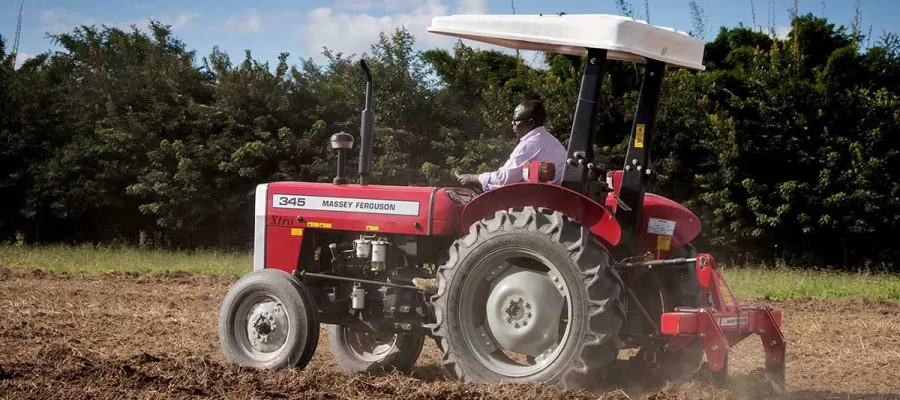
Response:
[316,233,434,334]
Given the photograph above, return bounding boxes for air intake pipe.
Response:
[358,59,374,185]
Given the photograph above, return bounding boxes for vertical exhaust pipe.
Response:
[358,59,374,185]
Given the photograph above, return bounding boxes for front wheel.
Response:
[430,206,626,391]
[328,326,425,373]
[218,269,320,370]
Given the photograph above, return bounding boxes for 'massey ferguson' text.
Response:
[322,199,396,211]
[272,194,419,216]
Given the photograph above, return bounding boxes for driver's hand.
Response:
[457,173,480,186]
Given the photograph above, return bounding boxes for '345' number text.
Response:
[277,196,306,207]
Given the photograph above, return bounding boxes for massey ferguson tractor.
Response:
[217,13,786,392]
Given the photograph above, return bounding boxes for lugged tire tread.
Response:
[430,206,626,391]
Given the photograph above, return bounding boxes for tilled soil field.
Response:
[0,267,898,400]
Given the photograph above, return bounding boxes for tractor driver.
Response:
[456,100,568,191]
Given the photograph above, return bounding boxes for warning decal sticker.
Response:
[717,316,749,327]
[656,235,672,251]
[719,279,736,307]
[647,217,676,236]
[634,124,645,148]
[272,194,420,216]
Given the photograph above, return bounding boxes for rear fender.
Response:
[605,170,702,257]
[460,182,621,248]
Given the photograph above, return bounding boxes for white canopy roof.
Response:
[427,13,705,70]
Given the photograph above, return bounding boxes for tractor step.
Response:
[659,254,786,390]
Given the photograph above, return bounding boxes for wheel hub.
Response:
[501,295,534,330]
[343,329,397,362]
[504,296,529,323]
[254,315,274,334]
[485,266,565,357]
[246,299,288,353]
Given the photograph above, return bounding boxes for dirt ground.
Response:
[1,267,898,400]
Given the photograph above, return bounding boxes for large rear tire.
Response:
[328,326,425,374]
[430,206,626,391]
[218,269,320,370]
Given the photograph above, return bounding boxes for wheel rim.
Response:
[234,293,291,362]
[341,328,398,362]
[459,247,572,377]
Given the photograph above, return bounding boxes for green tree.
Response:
[1,13,897,267]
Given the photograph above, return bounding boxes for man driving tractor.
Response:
[456,100,568,191]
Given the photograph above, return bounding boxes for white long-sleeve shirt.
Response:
[478,126,568,191]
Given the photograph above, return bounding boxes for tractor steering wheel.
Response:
[451,180,483,197]
[452,170,484,195]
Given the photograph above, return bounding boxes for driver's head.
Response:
[512,100,547,137]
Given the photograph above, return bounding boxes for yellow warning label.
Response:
[290,228,304,236]
[365,225,380,231]
[306,222,332,229]
[656,235,671,251]
[719,279,736,307]
[634,124,645,148]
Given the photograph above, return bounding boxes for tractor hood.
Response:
[261,181,474,237]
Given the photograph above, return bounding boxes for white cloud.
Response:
[39,8,66,22]
[169,12,199,30]
[774,26,792,39]
[13,52,33,69]
[36,7,197,35]
[116,12,199,32]
[297,0,546,65]
[299,0,452,59]
[37,7,95,34]
[456,0,487,14]
[226,9,263,33]
[332,0,426,11]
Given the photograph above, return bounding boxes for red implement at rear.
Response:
[660,253,786,382]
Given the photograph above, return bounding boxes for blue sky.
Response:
[3,0,899,70]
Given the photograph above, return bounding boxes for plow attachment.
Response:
[660,254,786,389]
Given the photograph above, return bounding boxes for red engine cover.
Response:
[266,182,469,235]
[261,182,473,272]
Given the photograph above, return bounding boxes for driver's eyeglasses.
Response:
[511,118,529,126]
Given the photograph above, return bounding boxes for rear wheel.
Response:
[218,269,320,370]
[328,326,425,373]
[430,206,625,390]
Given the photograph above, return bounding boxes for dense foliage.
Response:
[1,14,898,268]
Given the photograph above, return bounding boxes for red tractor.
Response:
[217,13,786,392]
